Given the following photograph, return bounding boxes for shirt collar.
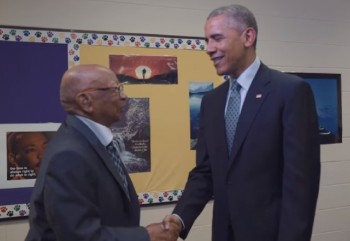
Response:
[75,115,113,146]
[229,57,261,90]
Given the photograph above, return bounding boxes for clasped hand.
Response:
[146,215,182,241]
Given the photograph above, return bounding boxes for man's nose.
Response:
[206,40,216,54]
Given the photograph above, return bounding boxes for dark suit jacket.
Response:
[174,64,320,241]
[25,115,149,241]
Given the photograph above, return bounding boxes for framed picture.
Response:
[287,72,342,144]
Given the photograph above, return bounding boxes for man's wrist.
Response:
[171,213,185,231]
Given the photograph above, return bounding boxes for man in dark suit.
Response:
[25,64,179,241]
[165,4,321,241]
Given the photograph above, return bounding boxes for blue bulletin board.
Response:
[0,41,67,123]
[0,39,68,220]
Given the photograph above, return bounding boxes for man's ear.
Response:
[242,27,256,48]
[76,93,93,113]
[8,153,18,166]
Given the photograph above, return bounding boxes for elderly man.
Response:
[25,64,179,241]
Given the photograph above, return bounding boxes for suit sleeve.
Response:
[173,95,214,239]
[43,150,149,241]
[278,80,321,241]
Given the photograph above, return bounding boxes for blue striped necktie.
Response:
[225,81,241,156]
[106,139,129,195]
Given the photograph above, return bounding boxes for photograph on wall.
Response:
[7,131,55,180]
[189,82,214,150]
[111,98,150,173]
[288,72,342,144]
[109,55,178,84]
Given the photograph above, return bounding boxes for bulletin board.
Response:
[0,26,223,220]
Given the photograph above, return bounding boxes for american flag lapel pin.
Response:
[256,94,262,98]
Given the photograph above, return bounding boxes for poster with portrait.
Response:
[6,131,55,180]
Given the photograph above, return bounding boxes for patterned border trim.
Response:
[0,203,30,219]
[0,25,202,219]
[138,189,184,205]
[0,189,184,220]
[0,26,207,68]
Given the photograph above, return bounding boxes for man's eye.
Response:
[25,147,36,154]
[213,36,224,41]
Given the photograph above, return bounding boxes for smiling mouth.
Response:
[211,56,224,66]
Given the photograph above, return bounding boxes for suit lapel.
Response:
[66,115,134,202]
[95,145,132,200]
[228,64,272,165]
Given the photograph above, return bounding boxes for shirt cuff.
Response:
[171,213,185,231]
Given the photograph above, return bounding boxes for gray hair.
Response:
[207,4,258,47]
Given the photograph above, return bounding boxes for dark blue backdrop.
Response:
[0,41,67,123]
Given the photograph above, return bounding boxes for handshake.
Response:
[146,215,182,241]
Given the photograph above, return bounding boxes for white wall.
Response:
[1,0,350,240]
